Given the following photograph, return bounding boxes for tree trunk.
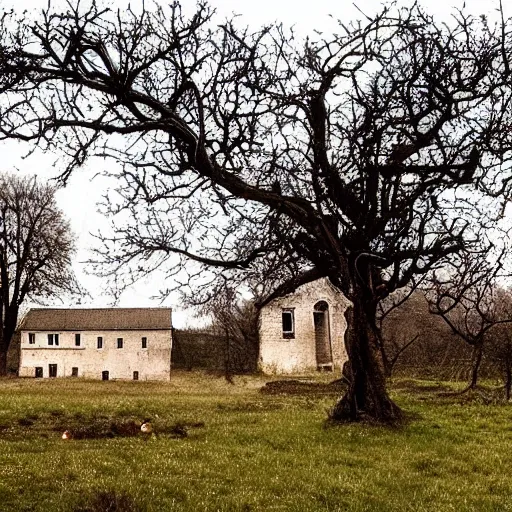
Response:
[224,327,234,385]
[0,307,5,376]
[0,329,7,377]
[468,341,484,390]
[505,364,512,401]
[0,348,6,377]
[330,294,402,424]
[0,309,18,377]
[0,328,7,376]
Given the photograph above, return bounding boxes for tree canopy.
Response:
[0,1,512,421]
[0,173,77,374]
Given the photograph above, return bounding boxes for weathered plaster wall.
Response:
[19,329,172,381]
[259,278,350,373]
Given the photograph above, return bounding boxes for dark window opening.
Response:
[35,367,43,378]
[133,371,139,381]
[117,338,123,349]
[282,309,295,339]
[47,333,59,346]
[49,364,57,378]
[71,367,78,377]
[102,371,109,381]
[97,336,103,349]
[28,333,35,344]
[75,333,81,347]
[141,337,147,349]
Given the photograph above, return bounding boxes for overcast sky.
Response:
[0,0,507,327]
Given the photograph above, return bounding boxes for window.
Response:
[28,333,35,345]
[49,364,57,378]
[97,336,103,349]
[35,367,43,378]
[71,367,78,377]
[75,333,81,347]
[133,371,139,381]
[102,370,109,381]
[141,337,147,349]
[117,338,123,349]
[282,309,295,339]
[47,333,59,346]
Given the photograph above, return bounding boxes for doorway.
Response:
[48,364,57,378]
[313,301,333,371]
[102,371,109,381]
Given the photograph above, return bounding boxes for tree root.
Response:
[327,393,403,426]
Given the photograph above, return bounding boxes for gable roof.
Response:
[20,308,172,331]
[259,276,347,309]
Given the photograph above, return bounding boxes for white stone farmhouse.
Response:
[258,278,350,373]
[18,308,172,381]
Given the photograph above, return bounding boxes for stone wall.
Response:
[259,278,350,373]
[19,329,172,381]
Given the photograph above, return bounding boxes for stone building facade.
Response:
[259,278,350,373]
[18,308,172,381]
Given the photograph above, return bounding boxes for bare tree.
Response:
[198,284,260,382]
[426,248,512,391]
[375,283,467,378]
[377,285,424,377]
[1,2,512,421]
[0,173,77,375]
[486,289,512,399]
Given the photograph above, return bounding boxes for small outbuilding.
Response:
[258,278,350,374]
[18,308,172,381]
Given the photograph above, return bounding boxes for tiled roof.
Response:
[20,308,172,331]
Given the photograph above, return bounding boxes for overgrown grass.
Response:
[0,373,510,511]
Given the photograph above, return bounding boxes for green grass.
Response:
[0,373,510,511]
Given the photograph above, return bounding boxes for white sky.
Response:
[0,0,506,327]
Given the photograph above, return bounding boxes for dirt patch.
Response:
[217,400,284,412]
[260,379,345,396]
[392,380,507,405]
[55,418,142,440]
[156,421,205,439]
[435,386,506,405]
[0,412,205,441]
[55,417,205,440]
[391,379,453,394]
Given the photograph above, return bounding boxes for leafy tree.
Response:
[0,173,77,375]
[1,2,512,421]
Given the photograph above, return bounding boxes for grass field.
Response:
[0,372,510,511]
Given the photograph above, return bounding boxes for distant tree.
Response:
[0,173,77,375]
[198,284,260,382]
[1,2,512,422]
[426,249,512,391]
[377,287,424,377]
[484,289,512,399]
